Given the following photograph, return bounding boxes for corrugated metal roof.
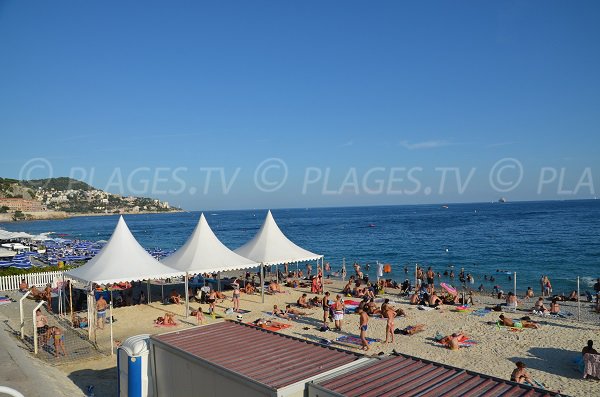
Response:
[315,353,561,397]
[151,321,363,389]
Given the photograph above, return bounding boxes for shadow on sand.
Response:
[510,347,581,379]
[69,366,118,397]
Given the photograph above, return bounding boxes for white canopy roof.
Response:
[161,213,258,274]
[234,210,322,266]
[65,216,184,284]
[0,230,33,240]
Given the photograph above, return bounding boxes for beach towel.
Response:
[344,300,361,306]
[495,321,524,332]
[470,308,491,317]
[203,311,225,319]
[417,305,435,311]
[0,297,11,306]
[435,334,477,348]
[247,321,292,332]
[336,335,380,346]
[234,309,251,315]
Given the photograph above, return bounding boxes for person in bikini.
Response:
[332,295,345,331]
[533,297,549,314]
[499,314,539,329]
[356,307,370,351]
[285,304,307,316]
[207,289,217,314]
[273,305,291,319]
[384,307,396,344]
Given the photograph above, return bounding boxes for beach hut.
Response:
[234,210,323,302]
[308,353,559,397]
[160,213,258,315]
[64,216,184,352]
[150,321,369,397]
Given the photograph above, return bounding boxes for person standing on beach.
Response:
[96,295,108,330]
[357,307,369,351]
[322,291,331,326]
[333,295,345,331]
[385,307,395,344]
[426,267,435,288]
[540,275,547,296]
[36,309,49,346]
[231,279,240,312]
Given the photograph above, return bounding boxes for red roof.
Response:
[151,321,362,389]
[314,353,560,397]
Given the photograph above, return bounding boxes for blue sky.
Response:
[1,1,599,210]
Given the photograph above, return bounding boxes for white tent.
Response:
[65,216,184,285]
[235,210,322,265]
[161,213,259,315]
[234,210,323,302]
[162,213,258,274]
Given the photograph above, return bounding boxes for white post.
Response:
[32,301,46,355]
[414,263,418,290]
[260,263,264,303]
[342,258,346,281]
[577,276,581,322]
[19,291,32,339]
[513,272,517,297]
[109,302,114,356]
[185,272,189,318]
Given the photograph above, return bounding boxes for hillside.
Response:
[0,177,179,215]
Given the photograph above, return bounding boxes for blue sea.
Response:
[2,200,599,294]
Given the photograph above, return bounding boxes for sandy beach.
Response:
[55,278,600,397]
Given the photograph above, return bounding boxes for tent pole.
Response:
[109,302,114,356]
[69,280,74,327]
[513,272,517,297]
[342,258,346,281]
[147,280,151,304]
[260,263,264,303]
[185,272,189,318]
[577,276,581,322]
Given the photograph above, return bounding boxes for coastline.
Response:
[0,209,185,223]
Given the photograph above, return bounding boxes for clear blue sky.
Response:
[1,1,598,210]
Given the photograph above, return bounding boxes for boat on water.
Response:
[498,197,507,203]
[441,205,449,209]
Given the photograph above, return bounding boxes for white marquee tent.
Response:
[65,216,184,285]
[234,210,323,301]
[161,213,259,314]
[64,216,185,354]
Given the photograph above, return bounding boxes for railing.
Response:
[0,270,65,291]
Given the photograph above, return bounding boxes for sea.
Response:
[1,200,599,295]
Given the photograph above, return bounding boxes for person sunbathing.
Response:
[568,290,579,301]
[285,304,307,316]
[169,290,182,304]
[409,292,420,305]
[310,296,322,306]
[510,361,533,384]
[365,300,381,316]
[533,298,549,314]
[439,332,465,350]
[550,298,560,315]
[400,324,425,335]
[273,305,290,319]
[297,293,310,308]
[428,292,443,307]
[499,314,539,329]
[506,292,518,308]
[244,283,255,294]
[269,281,283,293]
[163,312,176,325]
